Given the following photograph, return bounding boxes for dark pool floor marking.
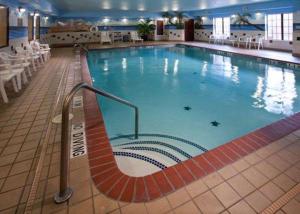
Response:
[113,151,167,169]
[184,106,192,111]
[110,133,208,152]
[211,121,221,127]
[121,146,182,163]
[115,140,193,158]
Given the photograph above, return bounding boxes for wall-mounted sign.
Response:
[70,122,87,159]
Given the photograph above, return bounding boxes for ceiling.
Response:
[3,0,298,17]
[47,0,276,13]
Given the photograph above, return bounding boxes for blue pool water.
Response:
[87,45,300,156]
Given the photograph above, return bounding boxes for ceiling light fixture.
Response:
[18,7,26,13]
[122,18,128,23]
[103,18,110,23]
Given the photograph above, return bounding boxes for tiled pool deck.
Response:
[0,42,299,213]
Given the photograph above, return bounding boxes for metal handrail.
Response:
[54,82,139,203]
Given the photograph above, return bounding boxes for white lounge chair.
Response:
[15,47,40,71]
[0,63,25,91]
[238,36,251,48]
[130,32,143,43]
[0,70,19,103]
[0,52,33,77]
[249,36,264,50]
[30,40,51,61]
[100,32,112,44]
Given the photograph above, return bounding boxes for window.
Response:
[266,13,293,41]
[213,17,230,36]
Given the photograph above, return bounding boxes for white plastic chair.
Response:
[238,36,251,48]
[15,47,40,71]
[0,52,32,77]
[30,40,51,61]
[0,63,24,92]
[100,32,112,44]
[0,71,19,103]
[249,36,264,50]
[130,32,143,43]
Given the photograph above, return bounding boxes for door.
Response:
[185,19,194,41]
[28,15,34,41]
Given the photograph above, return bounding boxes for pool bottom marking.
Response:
[113,151,167,169]
[184,106,192,111]
[122,146,182,163]
[110,133,208,152]
[211,121,221,127]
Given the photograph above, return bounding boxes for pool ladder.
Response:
[54,82,139,203]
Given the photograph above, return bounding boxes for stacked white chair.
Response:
[130,31,143,43]
[0,64,19,103]
[100,32,112,44]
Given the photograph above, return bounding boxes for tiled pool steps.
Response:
[111,134,207,176]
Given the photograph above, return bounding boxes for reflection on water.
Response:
[212,55,240,84]
[252,65,297,116]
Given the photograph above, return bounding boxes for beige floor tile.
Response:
[15,149,36,162]
[202,172,224,188]
[245,190,271,213]
[145,197,171,214]
[45,176,59,195]
[0,188,23,211]
[232,159,250,172]
[1,172,28,192]
[109,209,121,214]
[228,200,256,214]
[93,194,119,213]
[255,161,281,179]
[285,167,300,182]
[218,165,238,180]
[244,153,262,165]
[0,165,11,179]
[227,174,255,197]
[259,181,284,201]
[185,179,208,198]
[1,144,22,156]
[167,188,191,208]
[266,154,291,171]
[173,201,200,214]
[273,173,297,192]
[295,193,300,202]
[282,199,300,214]
[69,180,92,205]
[277,149,300,164]
[242,167,269,188]
[69,198,93,214]
[194,191,224,214]
[0,153,17,167]
[9,159,33,176]
[275,210,286,214]
[212,182,240,208]
[122,203,147,214]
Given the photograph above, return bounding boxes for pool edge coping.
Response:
[81,46,300,203]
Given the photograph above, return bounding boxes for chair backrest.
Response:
[131,31,140,39]
[15,47,26,54]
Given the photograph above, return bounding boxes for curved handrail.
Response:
[54,82,139,203]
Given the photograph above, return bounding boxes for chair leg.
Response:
[0,81,9,103]
[16,73,22,90]
[31,59,37,72]
[12,78,19,93]
[27,66,32,77]
[22,71,28,84]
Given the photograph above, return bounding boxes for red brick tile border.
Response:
[81,52,300,202]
